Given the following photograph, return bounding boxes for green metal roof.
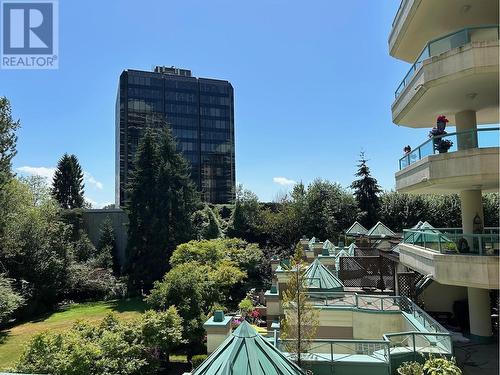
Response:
[366,222,396,237]
[322,239,334,250]
[412,221,434,230]
[192,321,305,375]
[304,259,344,292]
[345,221,368,236]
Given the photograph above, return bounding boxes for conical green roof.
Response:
[322,239,334,250]
[193,321,305,375]
[366,221,396,237]
[304,259,344,292]
[345,221,368,236]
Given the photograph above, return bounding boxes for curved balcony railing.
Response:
[403,229,500,256]
[395,25,500,98]
[399,127,499,170]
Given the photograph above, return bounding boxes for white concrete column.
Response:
[459,190,484,235]
[455,110,478,149]
[467,287,492,340]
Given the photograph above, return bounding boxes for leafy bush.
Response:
[423,355,461,375]
[66,263,127,301]
[191,354,207,369]
[397,356,462,375]
[141,307,184,361]
[398,361,423,375]
[15,314,156,375]
[238,297,254,315]
[0,274,24,324]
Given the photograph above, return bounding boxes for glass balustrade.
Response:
[399,127,499,170]
[395,26,499,98]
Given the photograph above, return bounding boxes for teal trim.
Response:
[345,221,368,236]
[367,221,396,237]
[403,226,500,256]
[204,315,231,328]
[194,321,305,375]
[304,258,344,292]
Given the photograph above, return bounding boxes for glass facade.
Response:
[115,67,235,207]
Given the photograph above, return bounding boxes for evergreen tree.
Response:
[0,97,20,189]
[51,153,85,209]
[0,97,20,239]
[98,218,120,275]
[350,152,381,228]
[126,128,200,292]
[204,206,222,239]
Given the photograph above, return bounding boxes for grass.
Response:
[0,298,146,370]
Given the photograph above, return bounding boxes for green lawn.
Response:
[0,298,146,370]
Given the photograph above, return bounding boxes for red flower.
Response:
[437,115,449,123]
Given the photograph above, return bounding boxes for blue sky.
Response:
[2,0,432,206]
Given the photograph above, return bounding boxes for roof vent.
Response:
[213,310,224,322]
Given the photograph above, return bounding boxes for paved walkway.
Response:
[454,340,499,375]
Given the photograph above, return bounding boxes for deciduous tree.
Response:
[280,247,319,367]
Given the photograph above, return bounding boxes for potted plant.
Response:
[442,241,458,254]
[437,139,453,153]
[429,115,453,153]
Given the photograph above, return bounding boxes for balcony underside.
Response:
[389,0,499,62]
[396,147,499,194]
[392,41,499,127]
[399,243,499,289]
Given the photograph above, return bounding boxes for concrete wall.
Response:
[352,311,403,339]
[317,309,406,341]
[421,281,467,313]
[399,243,499,289]
[206,332,229,354]
[395,147,500,194]
[82,209,129,267]
[392,41,499,126]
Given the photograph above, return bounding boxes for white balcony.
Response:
[392,33,499,127]
[389,0,499,62]
[395,128,499,194]
[398,241,499,289]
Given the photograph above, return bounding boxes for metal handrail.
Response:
[403,229,500,256]
[395,25,500,98]
[399,127,499,170]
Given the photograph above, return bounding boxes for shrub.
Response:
[397,356,462,375]
[238,297,253,316]
[191,354,207,369]
[423,355,461,375]
[397,361,423,375]
[0,274,24,324]
[66,263,126,301]
[16,314,156,375]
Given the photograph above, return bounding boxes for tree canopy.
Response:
[126,128,201,292]
[350,152,381,228]
[51,153,85,209]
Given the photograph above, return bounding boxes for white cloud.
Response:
[273,176,296,186]
[84,172,103,190]
[17,166,55,180]
[17,166,103,190]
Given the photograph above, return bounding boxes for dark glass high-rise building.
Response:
[115,66,235,207]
